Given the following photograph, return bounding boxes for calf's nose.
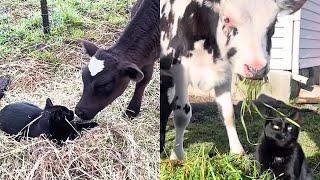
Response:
[75,107,85,118]
[245,61,267,79]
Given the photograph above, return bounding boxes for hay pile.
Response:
[0,45,159,179]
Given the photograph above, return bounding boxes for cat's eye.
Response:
[287,126,293,131]
[273,125,280,130]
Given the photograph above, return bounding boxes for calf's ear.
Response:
[120,63,144,82]
[276,0,307,15]
[45,98,54,109]
[82,40,99,57]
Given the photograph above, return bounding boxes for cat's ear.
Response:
[289,111,301,124]
[45,98,54,109]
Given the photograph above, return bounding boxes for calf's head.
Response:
[75,41,144,120]
[214,0,306,79]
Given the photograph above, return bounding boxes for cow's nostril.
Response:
[250,61,264,71]
[245,64,265,73]
[244,64,267,79]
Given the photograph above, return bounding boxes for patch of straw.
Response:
[0,56,159,179]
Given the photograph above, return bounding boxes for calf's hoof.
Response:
[230,144,245,155]
[170,148,184,160]
[124,109,140,119]
[125,103,141,119]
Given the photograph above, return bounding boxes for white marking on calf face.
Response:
[216,0,279,77]
[88,57,104,76]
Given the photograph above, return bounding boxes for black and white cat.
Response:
[255,111,313,180]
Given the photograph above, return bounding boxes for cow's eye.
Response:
[224,17,235,28]
[94,80,115,96]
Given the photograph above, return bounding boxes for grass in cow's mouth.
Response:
[237,78,265,145]
[0,0,159,179]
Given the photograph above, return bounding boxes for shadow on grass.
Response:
[163,95,320,178]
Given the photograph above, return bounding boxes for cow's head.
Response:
[75,41,144,120]
[214,0,306,79]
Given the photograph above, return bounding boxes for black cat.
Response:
[255,111,313,179]
[0,98,98,141]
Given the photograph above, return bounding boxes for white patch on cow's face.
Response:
[217,0,279,78]
[88,57,104,76]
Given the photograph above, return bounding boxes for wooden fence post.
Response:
[40,0,50,34]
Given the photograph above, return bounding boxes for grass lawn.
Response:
[161,100,320,179]
[0,0,159,179]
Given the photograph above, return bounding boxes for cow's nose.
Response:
[244,63,267,79]
[75,107,85,118]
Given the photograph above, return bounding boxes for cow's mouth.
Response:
[239,64,267,80]
[75,107,97,121]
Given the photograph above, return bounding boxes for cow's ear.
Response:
[82,40,99,57]
[45,98,54,109]
[120,63,144,82]
[276,0,307,15]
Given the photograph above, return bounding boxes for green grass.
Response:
[161,102,320,179]
[161,78,320,179]
[0,0,133,61]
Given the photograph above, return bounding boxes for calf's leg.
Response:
[215,83,244,154]
[160,72,175,153]
[170,64,191,160]
[126,64,154,118]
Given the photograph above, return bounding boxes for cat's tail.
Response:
[0,76,10,100]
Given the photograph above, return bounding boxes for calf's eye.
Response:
[94,81,115,96]
[224,17,235,28]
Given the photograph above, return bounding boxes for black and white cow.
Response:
[160,0,306,160]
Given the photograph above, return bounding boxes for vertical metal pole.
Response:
[40,0,50,34]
